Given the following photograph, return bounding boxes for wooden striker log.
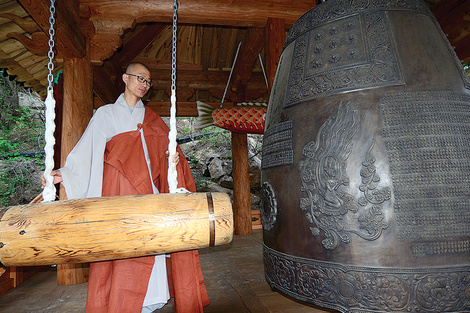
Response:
[0,192,233,267]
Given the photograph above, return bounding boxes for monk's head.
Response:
[123,62,152,100]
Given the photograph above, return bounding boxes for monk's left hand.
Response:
[165,150,180,165]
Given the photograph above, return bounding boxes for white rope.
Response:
[167,0,188,194]
[42,0,56,202]
[43,91,56,202]
[168,89,178,193]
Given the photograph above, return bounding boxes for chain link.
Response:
[47,0,56,92]
[171,0,177,92]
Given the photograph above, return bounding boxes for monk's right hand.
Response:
[41,169,63,188]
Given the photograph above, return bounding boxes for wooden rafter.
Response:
[17,0,90,58]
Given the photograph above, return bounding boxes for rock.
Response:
[208,157,225,179]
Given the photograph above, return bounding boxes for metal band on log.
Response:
[0,192,233,267]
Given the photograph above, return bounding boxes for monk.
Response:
[42,62,209,313]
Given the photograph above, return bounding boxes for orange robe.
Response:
[85,107,209,313]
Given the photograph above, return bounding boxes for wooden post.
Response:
[232,132,252,235]
[57,56,93,286]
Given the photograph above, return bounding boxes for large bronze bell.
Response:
[260,0,470,312]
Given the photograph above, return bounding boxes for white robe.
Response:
[59,93,170,309]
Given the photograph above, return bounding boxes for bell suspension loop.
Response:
[42,0,57,202]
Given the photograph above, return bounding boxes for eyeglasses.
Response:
[126,73,153,87]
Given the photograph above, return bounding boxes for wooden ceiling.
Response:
[1,0,469,116]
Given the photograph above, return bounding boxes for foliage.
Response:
[194,177,211,192]
[187,153,199,168]
[0,71,45,206]
[199,126,231,148]
[0,74,44,154]
[0,157,43,207]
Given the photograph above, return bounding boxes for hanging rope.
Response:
[167,0,180,193]
[42,0,57,202]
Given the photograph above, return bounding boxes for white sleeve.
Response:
[59,111,108,199]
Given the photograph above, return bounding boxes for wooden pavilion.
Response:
[0,0,470,302]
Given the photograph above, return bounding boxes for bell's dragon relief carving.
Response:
[300,101,389,250]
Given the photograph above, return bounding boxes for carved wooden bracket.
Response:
[0,13,39,33]
[6,32,48,56]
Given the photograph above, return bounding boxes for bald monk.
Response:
[43,62,209,313]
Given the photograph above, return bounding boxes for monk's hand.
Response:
[41,169,63,188]
[165,151,180,165]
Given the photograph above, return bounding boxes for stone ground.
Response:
[0,230,335,313]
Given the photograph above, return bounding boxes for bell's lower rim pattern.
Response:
[264,244,470,313]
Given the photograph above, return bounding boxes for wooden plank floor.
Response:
[0,230,337,313]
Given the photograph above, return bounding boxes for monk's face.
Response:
[123,65,152,99]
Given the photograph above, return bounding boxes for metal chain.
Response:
[171,0,177,92]
[47,0,56,92]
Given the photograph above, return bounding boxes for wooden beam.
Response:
[89,32,121,64]
[18,0,88,58]
[118,24,167,65]
[265,18,285,93]
[149,69,267,89]
[84,1,314,63]
[134,56,203,71]
[231,27,266,97]
[93,64,121,105]
[83,0,315,29]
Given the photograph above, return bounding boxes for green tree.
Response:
[0,71,45,206]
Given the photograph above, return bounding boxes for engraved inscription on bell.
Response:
[381,91,470,256]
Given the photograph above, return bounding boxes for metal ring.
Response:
[206,192,215,246]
